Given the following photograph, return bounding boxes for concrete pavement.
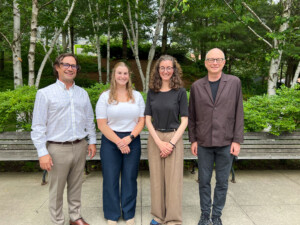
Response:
[1,169,300,225]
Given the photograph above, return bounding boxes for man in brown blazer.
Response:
[188,48,244,225]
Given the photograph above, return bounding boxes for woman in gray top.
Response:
[145,55,188,225]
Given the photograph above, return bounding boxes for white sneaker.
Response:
[107,220,117,225]
[126,218,135,225]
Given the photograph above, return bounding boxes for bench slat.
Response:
[1,131,300,161]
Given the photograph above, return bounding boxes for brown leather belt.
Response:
[47,139,83,145]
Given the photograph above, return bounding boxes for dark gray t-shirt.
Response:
[209,79,221,103]
[144,88,188,129]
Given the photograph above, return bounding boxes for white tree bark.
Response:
[62,30,67,52]
[88,0,102,83]
[291,61,300,88]
[35,0,77,88]
[106,0,111,84]
[122,0,146,90]
[13,0,23,89]
[145,0,167,92]
[224,0,292,95]
[266,0,291,95]
[28,0,38,86]
[67,0,72,53]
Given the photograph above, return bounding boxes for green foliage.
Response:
[0,82,109,132]
[0,83,298,137]
[85,83,110,110]
[0,86,37,132]
[244,85,300,135]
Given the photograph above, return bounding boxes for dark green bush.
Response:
[85,83,110,110]
[244,84,300,135]
[0,84,298,136]
[0,86,37,131]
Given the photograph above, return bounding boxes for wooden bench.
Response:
[0,131,299,183]
[0,131,195,161]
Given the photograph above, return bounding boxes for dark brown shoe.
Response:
[70,218,89,225]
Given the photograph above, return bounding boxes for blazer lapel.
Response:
[203,76,214,104]
[215,73,227,105]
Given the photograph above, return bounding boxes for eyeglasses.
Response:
[60,63,79,70]
[159,67,174,72]
[206,58,224,63]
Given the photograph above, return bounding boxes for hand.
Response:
[39,154,53,171]
[230,142,240,156]
[119,145,131,154]
[116,138,131,154]
[191,142,198,156]
[157,141,173,158]
[122,136,132,146]
[116,138,129,149]
[88,144,97,159]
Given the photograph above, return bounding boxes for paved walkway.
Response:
[1,170,300,225]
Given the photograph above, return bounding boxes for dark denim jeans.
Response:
[100,132,141,221]
[197,145,233,218]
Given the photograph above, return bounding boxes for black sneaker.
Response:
[211,217,222,225]
[198,214,211,225]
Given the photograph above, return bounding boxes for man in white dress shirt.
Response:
[31,53,97,225]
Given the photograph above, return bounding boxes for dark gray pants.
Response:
[197,145,233,218]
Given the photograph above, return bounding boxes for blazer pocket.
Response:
[225,118,235,140]
[196,120,207,142]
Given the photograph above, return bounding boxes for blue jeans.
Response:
[100,132,141,221]
[197,145,233,218]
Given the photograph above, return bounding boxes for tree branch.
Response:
[223,0,273,48]
[121,19,135,54]
[0,32,12,50]
[127,0,137,44]
[242,2,273,33]
[39,0,56,10]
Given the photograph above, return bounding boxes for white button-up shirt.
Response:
[31,80,96,157]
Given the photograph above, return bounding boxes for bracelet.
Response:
[169,141,176,149]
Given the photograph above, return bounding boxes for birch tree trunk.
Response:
[35,0,77,88]
[145,0,167,92]
[95,34,102,83]
[67,0,72,53]
[88,0,102,83]
[13,0,23,88]
[291,61,300,88]
[267,0,291,95]
[62,30,68,52]
[28,0,38,86]
[106,0,111,84]
[224,0,292,95]
[122,0,145,90]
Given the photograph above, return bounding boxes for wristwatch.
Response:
[130,134,135,141]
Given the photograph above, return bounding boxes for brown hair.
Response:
[53,53,81,78]
[108,62,135,104]
[149,55,183,92]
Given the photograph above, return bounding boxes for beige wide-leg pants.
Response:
[47,139,88,225]
[148,131,184,225]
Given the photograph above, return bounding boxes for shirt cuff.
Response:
[37,147,49,158]
[88,137,97,145]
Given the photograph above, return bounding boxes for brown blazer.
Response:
[188,73,244,147]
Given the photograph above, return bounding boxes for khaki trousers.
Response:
[47,139,88,225]
[148,131,183,225]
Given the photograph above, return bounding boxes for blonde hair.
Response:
[108,62,135,104]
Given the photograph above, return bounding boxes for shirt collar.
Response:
[56,79,75,90]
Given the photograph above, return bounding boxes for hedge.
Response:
[0,83,299,135]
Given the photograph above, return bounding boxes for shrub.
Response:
[0,86,37,131]
[85,83,110,110]
[0,84,298,136]
[244,84,300,135]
